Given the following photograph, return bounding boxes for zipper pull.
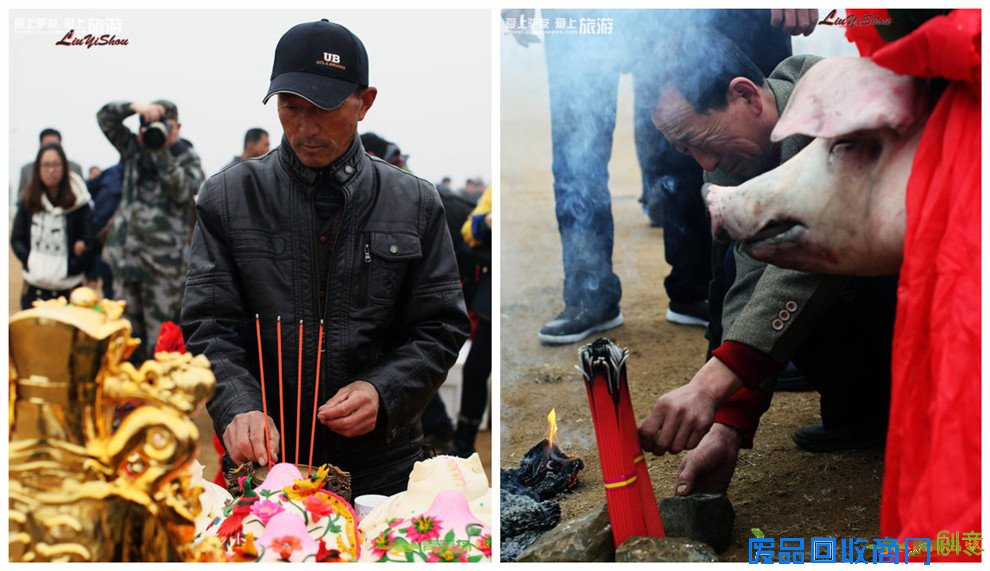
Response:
[364,243,371,263]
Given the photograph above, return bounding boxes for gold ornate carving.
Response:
[8,288,220,562]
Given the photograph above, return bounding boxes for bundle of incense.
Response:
[617,348,665,537]
[579,338,664,546]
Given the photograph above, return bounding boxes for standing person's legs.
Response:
[116,277,147,363]
[422,393,455,451]
[453,317,492,457]
[539,22,624,345]
[632,68,712,328]
[143,265,186,357]
[790,275,898,451]
[633,68,669,227]
[20,283,75,310]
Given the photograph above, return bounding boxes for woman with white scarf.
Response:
[12,142,95,309]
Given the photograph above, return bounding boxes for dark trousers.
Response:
[422,393,453,436]
[792,275,897,431]
[653,155,712,305]
[91,245,114,300]
[544,16,626,313]
[459,318,492,421]
[21,283,76,310]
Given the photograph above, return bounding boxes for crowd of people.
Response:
[12,114,489,374]
[11,19,492,495]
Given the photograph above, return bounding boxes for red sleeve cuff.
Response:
[712,340,782,390]
[713,387,771,449]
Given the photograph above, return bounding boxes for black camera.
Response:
[140,118,171,150]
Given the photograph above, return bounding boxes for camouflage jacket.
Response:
[97,101,204,280]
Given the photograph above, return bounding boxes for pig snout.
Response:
[701,183,752,242]
[702,183,735,243]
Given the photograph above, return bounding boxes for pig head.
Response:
[706,56,930,275]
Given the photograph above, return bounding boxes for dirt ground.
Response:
[499,49,882,561]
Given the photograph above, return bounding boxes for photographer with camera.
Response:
[97,100,205,362]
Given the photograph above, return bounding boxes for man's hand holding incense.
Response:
[638,357,743,455]
[224,411,280,466]
[675,423,743,496]
[317,380,380,437]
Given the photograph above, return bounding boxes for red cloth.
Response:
[711,341,782,390]
[847,9,981,561]
[154,321,186,354]
[712,387,771,449]
[213,435,227,487]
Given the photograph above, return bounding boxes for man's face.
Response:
[278,89,377,168]
[246,133,270,158]
[651,86,774,179]
[40,134,60,147]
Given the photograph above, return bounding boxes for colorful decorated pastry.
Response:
[189,460,233,539]
[198,463,360,562]
[358,454,492,562]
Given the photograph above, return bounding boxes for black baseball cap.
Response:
[263,19,369,110]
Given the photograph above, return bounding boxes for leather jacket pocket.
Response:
[365,232,422,304]
[230,229,288,259]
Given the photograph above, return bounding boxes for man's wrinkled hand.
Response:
[317,380,380,437]
[639,357,744,456]
[638,381,718,456]
[223,411,280,466]
[770,9,819,36]
[675,423,743,496]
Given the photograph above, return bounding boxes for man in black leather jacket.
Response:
[181,19,469,496]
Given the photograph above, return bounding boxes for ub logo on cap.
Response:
[263,19,369,110]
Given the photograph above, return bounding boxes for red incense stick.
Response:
[295,319,303,465]
[255,314,273,465]
[308,319,325,474]
[277,316,286,463]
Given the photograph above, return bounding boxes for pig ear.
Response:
[771,56,927,142]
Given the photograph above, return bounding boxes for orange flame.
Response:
[547,408,558,447]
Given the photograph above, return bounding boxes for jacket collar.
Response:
[278,134,367,190]
[41,171,92,214]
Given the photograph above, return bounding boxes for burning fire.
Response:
[547,408,557,448]
[514,407,583,493]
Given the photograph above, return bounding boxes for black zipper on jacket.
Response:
[311,175,348,408]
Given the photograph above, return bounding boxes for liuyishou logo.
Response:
[817,9,893,28]
[55,29,129,48]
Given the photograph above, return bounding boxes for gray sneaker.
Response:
[539,305,624,346]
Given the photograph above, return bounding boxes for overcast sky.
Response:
[8,9,492,192]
